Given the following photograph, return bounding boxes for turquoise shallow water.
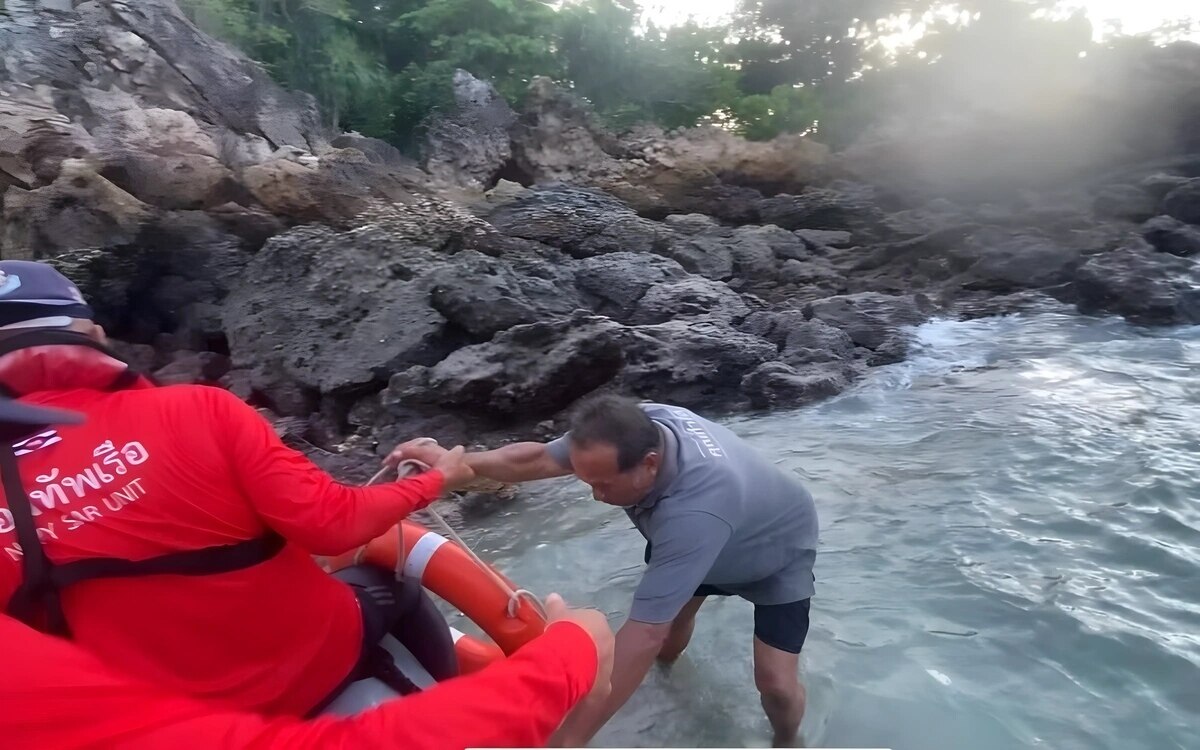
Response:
[444,306,1200,750]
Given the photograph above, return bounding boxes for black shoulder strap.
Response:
[1,446,71,636]
[48,534,286,588]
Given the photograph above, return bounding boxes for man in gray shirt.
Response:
[388,394,819,747]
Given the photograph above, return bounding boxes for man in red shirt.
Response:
[1,598,611,750]
[0,396,613,749]
[0,260,605,720]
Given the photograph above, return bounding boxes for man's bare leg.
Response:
[753,636,805,747]
[657,596,706,663]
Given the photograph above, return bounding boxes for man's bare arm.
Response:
[465,442,573,483]
[386,439,572,484]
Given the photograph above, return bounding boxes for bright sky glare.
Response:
[639,0,1199,42]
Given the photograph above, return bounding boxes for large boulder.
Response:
[2,160,154,258]
[1162,179,1200,225]
[1139,173,1192,201]
[619,320,780,406]
[953,229,1083,292]
[427,250,585,340]
[728,225,803,277]
[781,321,858,367]
[422,70,518,190]
[387,313,628,419]
[737,311,856,366]
[509,77,624,187]
[220,225,457,401]
[45,211,249,344]
[756,182,884,234]
[795,228,853,251]
[1140,215,1200,257]
[629,277,751,326]
[486,186,669,258]
[1073,245,1200,325]
[805,292,935,364]
[741,361,858,409]
[658,233,736,280]
[241,156,373,224]
[572,253,688,321]
[880,199,974,239]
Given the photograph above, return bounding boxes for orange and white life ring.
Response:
[324,519,546,675]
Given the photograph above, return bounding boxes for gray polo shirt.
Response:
[546,402,818,624]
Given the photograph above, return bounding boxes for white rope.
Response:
[359,457,547,621]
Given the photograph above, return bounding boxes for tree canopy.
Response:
[176,0,1194,150]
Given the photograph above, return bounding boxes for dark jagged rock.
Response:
[953,229,1083,292]
[427,250,584,340]
[1162,179,1200,224]
[1092,184,1159,222]
[573,253,688,321]
[1140,215,1200,257]
[1140,173,1192,200]
[795,228,853,251]
[777,258,846,292]
[805,292,935,356]
[387,313,628,419]
[221,224,458,400]
[486,186,669,258]
[880,199,972,238]
[659,233,736,280]
[109,340,165,373]
[757,183,883,234]
[629,277,751,326]
[781,321,858,366]
[741,361,858,409]
[618,320,780,407]
[1073,245,1200,325]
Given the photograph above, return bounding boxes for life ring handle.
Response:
[361,520,547,656]
[319,457,546,671]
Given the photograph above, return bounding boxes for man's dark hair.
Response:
[568,394,661,472]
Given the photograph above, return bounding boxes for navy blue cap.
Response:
[0,260,93,330]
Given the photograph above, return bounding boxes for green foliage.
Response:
[176,0,1147,150]
[728,84,823,141]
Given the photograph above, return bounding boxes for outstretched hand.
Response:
[431,445,475,491]
[384,437,448,470]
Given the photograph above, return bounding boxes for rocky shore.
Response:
[3,0,1199,487]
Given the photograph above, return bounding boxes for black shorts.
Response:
[693,583,811,655]
[644,541,812,655]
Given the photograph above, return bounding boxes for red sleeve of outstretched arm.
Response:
[202,387,445,555]
[333,620,600,749]
[1,615,597,750]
